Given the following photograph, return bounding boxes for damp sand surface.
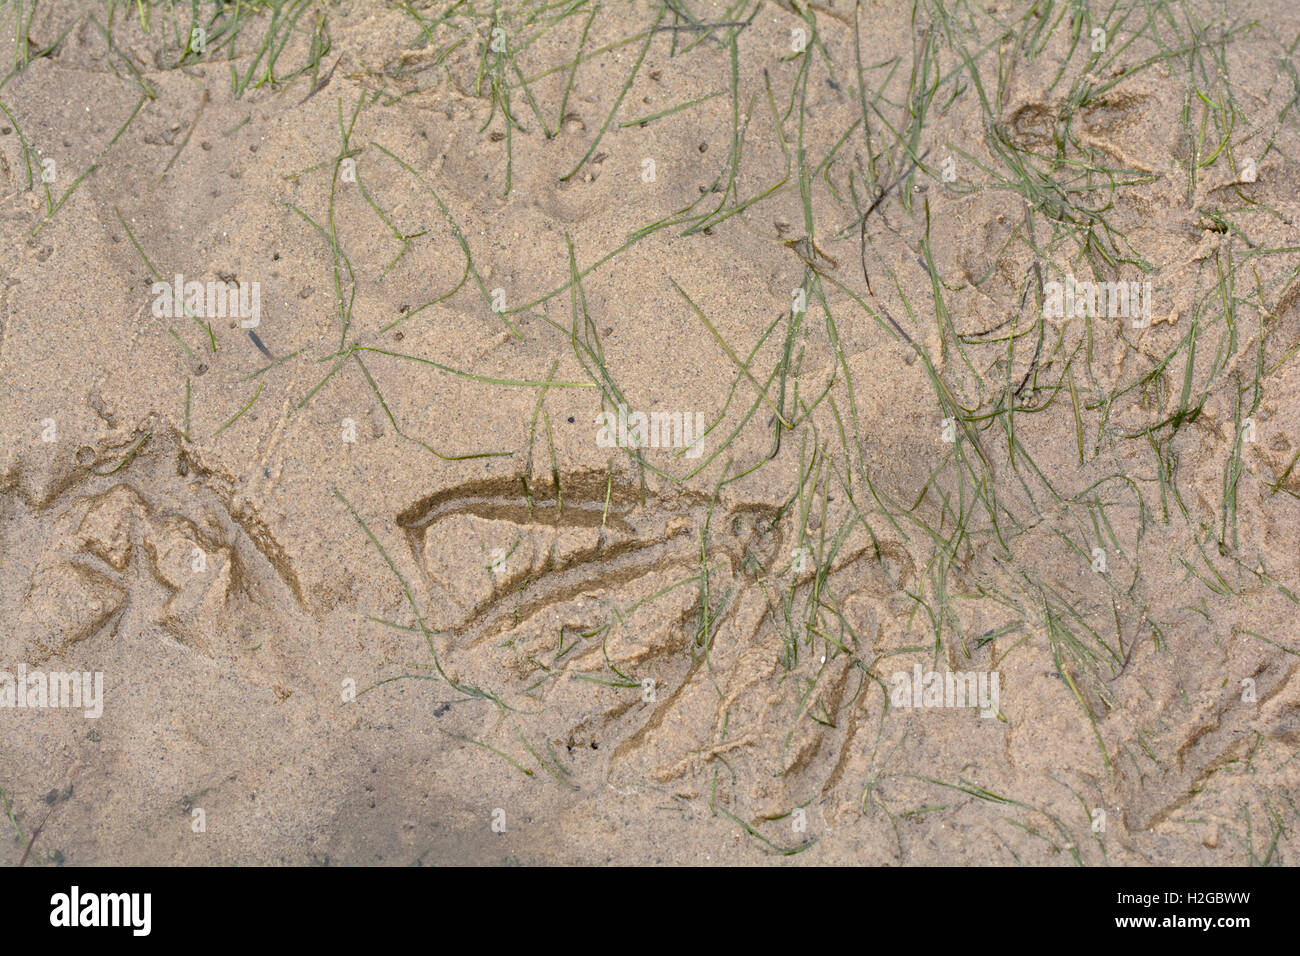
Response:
[2,0,1300,865]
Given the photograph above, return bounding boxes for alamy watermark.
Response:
[50,887,150,936]
[889,664,1000,719]
[1043,274,1153,327]
[151,273,261,329]
[0,665,103,718]
[596,404,706,457]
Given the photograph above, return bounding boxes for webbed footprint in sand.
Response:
[3,428,304,676]
[393,473,921,815]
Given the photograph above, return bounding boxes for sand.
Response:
[1,0,1298,865]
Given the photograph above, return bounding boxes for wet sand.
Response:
[1,0,1298,865]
